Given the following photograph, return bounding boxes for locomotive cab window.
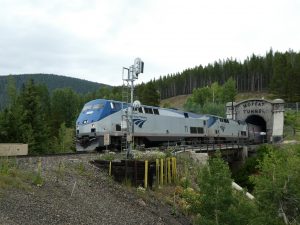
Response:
[82,105,92,112]
[116,124,121,131]
[190,127,197,134]
[144,107,153,114]
[138,107,144,113]
[153,108,159,115]
[112,102,121,110]
[190,127,203,134]
[184,112,189,118]
[92,103,104,110]
[197,127,204,134]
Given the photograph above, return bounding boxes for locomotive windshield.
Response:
[82,105,92,112]
[92,103,104,109]
[81,103,104,112]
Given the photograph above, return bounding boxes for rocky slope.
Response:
[0,154,191,225]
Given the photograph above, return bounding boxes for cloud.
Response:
[0,0,300,86]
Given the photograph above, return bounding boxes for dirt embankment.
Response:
[0,154,191,225]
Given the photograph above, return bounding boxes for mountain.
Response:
[0,74,109,109]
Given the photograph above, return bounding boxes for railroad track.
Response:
[2,140,256,159]
[4,150,101,159]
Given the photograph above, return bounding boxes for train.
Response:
[75,99,263,151]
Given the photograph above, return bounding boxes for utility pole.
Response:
[122,58,144,159]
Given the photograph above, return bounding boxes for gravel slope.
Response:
[0,154,191,225]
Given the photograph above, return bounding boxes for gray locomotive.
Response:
[76,99,262,151]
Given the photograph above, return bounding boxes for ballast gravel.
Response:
[0,154,191,225]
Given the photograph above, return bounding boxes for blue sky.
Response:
[0,0,299,86]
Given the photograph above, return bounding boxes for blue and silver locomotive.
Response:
[76,99,260,151]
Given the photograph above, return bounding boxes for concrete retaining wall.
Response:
[0,143,28,156]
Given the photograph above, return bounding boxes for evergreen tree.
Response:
[95,86,111,99]
[51,88,79,132]
[251,145,300,225]
[0,76,24,143]
[194,152,258,225]
[195,153,234,224]
[19,79,50,154]
[136,81,160,106]
[221,77,237,103]
[52,122,74,153]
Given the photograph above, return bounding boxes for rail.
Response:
[2,151,100,159]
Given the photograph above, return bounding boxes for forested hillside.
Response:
[154,49,300,102]
[0,74,108,109]
[0,77,122,154]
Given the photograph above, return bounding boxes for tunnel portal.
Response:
[226,99,284,143]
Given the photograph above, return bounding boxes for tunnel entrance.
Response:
[245,115,266,132]
[227,99,285,143]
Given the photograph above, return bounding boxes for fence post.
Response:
[109,161,112,176]
[144,160,148,189]
[160,158,164,186]
[125,160,128,180]
[134,160,137,186]
[156,159,159,187]
[164,158,168,184]
[171,157,175,182]
[167,158,171,183]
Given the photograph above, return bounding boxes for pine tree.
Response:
[52,122,74,153]
[19,79,50,154]
[137,81,160,106]
[221,77,237,103]
[51,88,79,132]
[195,153,234,224]
[0,76,24,143]
[194,152,258,225]
[251,146,300,225]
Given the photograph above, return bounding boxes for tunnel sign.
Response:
[226,99,285,143]
[239,100,269,115]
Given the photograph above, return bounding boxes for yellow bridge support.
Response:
[155,157,177,187]
[109,161,112,176]
[144,160,148,188]
[105,157,177,190]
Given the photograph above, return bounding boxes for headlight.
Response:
[92,124,95,128]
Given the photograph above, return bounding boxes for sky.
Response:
[0,0,299,86]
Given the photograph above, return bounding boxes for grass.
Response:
[0,157,32,191]
[31,159,44,187]
[284,110,300,141]
[54,160,66,182]
[0,157,49,192]
[76,162,86,175]
[74,161,93,178]
[160,95,190,109]
[235,92,275,101]
[98,152,117,161]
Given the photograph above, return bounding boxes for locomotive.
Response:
[75,99,262,151]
